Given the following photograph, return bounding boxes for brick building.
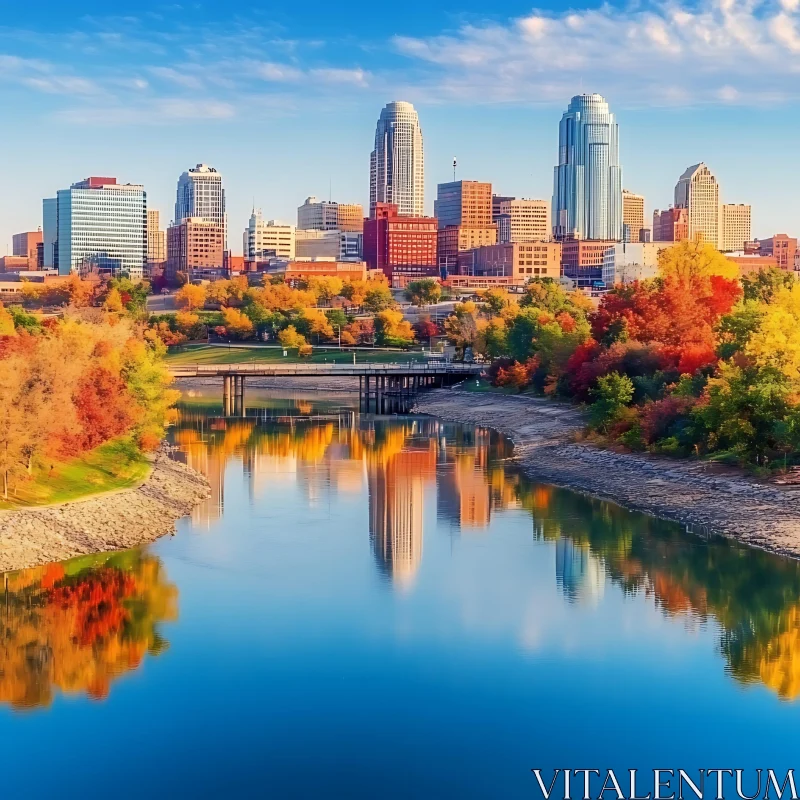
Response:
[166,217,225,282]
[652,208,688,242]
[561,239,617,288]
[363,202,438,286]
[451,241,561,288]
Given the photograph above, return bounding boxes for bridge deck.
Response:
[169,362,483,378]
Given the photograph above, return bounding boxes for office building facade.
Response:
[166,217,224,281]
[297,197,364,232]
[553,94,623,241]
[674,163,719,247]
[175,164,225,236]
[653,208,689,242]
[12,230,43,269]
[622,190,645,242]
[720,203,751,252]
[370,101,425,217]
[245,212,295,259]
[54,177,147,279]
[495,198,550,243]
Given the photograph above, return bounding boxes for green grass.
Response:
[165,344,431,366]
[0,437,151,510]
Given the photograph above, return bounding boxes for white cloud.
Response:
[148,66,204,89]
[56,98,236,125]
[392,0,800,105]
[309,67,369,86]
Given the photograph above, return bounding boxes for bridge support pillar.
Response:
[233,376,246,417]
[223,375,233,416]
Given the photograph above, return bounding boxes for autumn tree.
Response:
[658,239,739,281]
[308,277,343,306]
[221,307,255,340]
[103,287,124,313]
[363,284,394,313]
[278,325,306,350]
[175,283,206,311]
[374,309,414,346]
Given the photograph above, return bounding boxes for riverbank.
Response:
[0,447,210,572]
[415,389,800,559]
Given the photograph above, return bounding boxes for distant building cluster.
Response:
[4,92,791,291]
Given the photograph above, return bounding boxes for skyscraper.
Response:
[369,101,425,218]
[552,93,623,241]
[146,209,166,264]
[674,163,719,247]
[175,164,225,227]
[54,177,147,279]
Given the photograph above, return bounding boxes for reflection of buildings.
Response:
[555,537,606,605]
[368,446,435,586]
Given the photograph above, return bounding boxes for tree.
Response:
[374,309,414,346]
[221,307,254,340]
[590,372,635,431]
[483,288,513,316]
[745,283,800,387]
[300,308,335,342]
[308,277,343,306]
[363,284,394,313]
[405,278,441,308]
[658,239,739,281]
[341,279,369,306]
[103,287,124,313]
[741,267,796,304]
[278,325,306,350]
[0,305,15,336]
[174,311,204,340]
[175,284,206,311]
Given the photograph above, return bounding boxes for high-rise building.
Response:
[553,93,623,241]
[53,177,146,279]
[622,190,645,242]
[297,197,364,232]
[245,212,295,259]
[495,198,550,243]
[363,202,437,286]
[369,101,425,217]
[434,181,493,227]
[12,230,43,269]
[674,163,719,247]
[492,194,516,221]
[42,198,58,270]
[652,207,689,242]
[175,164,225,232]
[146,209,166,265]
[720,203,751,252]
[435,180,497,272]
[166,217,224,282]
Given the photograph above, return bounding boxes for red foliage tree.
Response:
[70,366,137,451]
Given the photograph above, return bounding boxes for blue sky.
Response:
[2,0,800,252]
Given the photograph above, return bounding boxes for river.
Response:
[1,389,800,798]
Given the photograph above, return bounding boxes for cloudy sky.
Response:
[1,0,799,251]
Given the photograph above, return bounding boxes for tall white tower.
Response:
[175,164,225,227]
[674,163,720,248]
[369,101,425,217]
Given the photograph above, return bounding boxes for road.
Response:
[147,292,177,313]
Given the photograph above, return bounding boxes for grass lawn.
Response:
[0,437,151,510]
[165,344,431,366]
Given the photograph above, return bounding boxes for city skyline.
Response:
[3,1,800,250]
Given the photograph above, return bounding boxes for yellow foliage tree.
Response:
[302,308,334,341]
[221,307,254,339]
[308,277,343,305]
[278,325,306,349]
[658,238,739,282]
[0,304,15,336]
[103,287,124,312]
[375,309,414,345]
[175,283,206,310]
[745,283,800,386]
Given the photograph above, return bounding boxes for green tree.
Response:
[590,372,635,431]
[405,278,441,308]
[363,284,394,313]
[741,268,796,304]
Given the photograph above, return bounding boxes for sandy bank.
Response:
[415,389,800,559]
[0,448,210,572]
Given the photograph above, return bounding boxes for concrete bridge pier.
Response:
[223,375,233,416]
[233,375,246,416]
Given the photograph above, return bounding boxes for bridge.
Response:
[168,362,483,415]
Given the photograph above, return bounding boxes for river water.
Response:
[1,390,800,798]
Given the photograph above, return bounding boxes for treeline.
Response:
[149,274,433,350]
[446,239,800,466]
[0,305,177,498]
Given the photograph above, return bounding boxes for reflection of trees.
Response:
[0,550,177,710]
[527,489,800,700]
[170,402,800,700]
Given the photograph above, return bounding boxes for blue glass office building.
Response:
[552,94,622,242]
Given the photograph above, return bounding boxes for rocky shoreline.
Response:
[0,447,210,572]
[415,389,800,560]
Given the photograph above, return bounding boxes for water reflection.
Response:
[169,393,800,701]
[0,551,176,710]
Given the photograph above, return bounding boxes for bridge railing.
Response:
[169,362,483,375]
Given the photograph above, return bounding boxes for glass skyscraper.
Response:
[552,94,622,241]
[175,164,225,226]
[53,177,147,279]
[369,101,425,217]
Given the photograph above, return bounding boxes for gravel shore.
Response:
[0,448,210,572]
[415,389,800,559]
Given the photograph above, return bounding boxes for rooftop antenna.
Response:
[453,158,457,182]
